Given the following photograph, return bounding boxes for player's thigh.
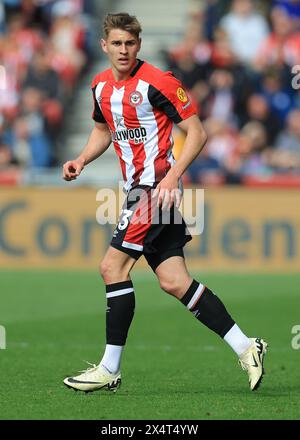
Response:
[154,256,193,299]
[100,246,138,283]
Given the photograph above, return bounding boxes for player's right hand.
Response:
[63,158,85,181]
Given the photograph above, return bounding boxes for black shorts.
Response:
[110,185,192,271]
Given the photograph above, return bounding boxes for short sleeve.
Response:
[92,86,106,123]
[148,72,197,123]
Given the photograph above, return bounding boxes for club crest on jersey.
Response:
[129,91,143,107]
[177,87,188,103]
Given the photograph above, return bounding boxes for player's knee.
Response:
[99,260,117,283]
[99,260,108,280]
[159,275,182,298]
[99,259,130,284]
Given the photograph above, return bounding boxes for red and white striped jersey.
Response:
[91,60,197,191]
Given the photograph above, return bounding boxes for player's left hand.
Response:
[152,169,182,210]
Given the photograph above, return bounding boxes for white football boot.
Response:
[64,363,121,393]
[239,338,268,391]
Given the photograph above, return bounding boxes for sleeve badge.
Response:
[177,87,188,103]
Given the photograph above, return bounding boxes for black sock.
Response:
[180,280,235,338]
[105,280,135,345]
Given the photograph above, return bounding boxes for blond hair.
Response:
[103,13,142,39]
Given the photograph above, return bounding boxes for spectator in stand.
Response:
[220,0,269,65]
[0,13,44,117]
[269,108,300,173]
[220,121,272,183]
[49,1,86,91]
[240,94,281,145]
[165,11,213,116]
[259,68,294,126]
[164,1,300,183]
[0,31,25,117]
[5,12,44,64]
[274,108,300,153]
[166,10,212,74]
[203,0,227,41]
[201,68,237,126]
[210,27,237,68]
[0,113,13,167]
[202,117,238,166]
[254,5,300,72]
[236,121,273,177]
[169,46,208,92]
[7,88,52,168]
[0,0,96,174]
[272,0,300,29]
[23,47,61,99]
[187,144,224,185]
[22,47,63,132]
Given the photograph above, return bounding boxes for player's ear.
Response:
[100,38,108,54]
[137,38,141,52]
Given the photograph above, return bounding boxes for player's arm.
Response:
[172,114,207,179]
[155,115,207,208]
[63,121,111,181]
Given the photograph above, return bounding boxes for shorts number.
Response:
[118,209,133,230]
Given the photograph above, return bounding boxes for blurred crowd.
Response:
[0,0,95,174]
[1,0,300,186]
[167,0,300,184]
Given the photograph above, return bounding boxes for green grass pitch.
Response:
[0,270,299,420]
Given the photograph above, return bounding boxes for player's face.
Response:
[101,29,141,80]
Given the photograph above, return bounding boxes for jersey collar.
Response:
[130,59,144,77]
[109,59,144,86]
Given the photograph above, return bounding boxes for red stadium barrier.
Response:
[0,169,22,186]
[243,175,300,188]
